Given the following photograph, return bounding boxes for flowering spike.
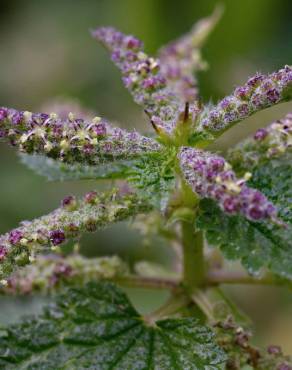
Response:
[1,255,127,295]
[198,66,292,134]
[158,5,222,103]
[0,191,151,282]
[92,27,191,134]
[0,107,161,164]
[228,113,292,172]
[179,147,280,223]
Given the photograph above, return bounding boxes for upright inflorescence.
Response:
[158,6,222,103]
[0,191,150,282]
[179,147,278,222]
[199,66,292,133]
[92,27,193,134]
[158,37,200,104]
[228,113,292,172]
[0,107,161,165]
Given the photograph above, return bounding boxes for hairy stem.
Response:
[116,270,291,291]
[191,290,214,322]
[181,223,205,291]
[115,275,180,290]
[144,293,191,325]
[207,270,291,289]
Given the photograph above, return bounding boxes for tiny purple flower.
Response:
[277,363,292,370]
[266,88,280,103]
[0,108,8,121]
[91,122,107,137]
[179,147,279,223]
[54,262,73,277]
[124,36,142,50]
[11,111,23,125]
[237,103,249,117]
[267,345,282,355]
[254,128,268,141]
[49,230,66,246]
[84,191,98,204]
[247,73,264,87]
[9,230,23,245]
[61,195,77,210]
[0,245,8,262]
[234,86,251,100]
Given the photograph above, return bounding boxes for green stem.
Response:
[115,275,180,290]
[181,222,205,291]
[191,290,214,322]
[208,287,251,325]
[207,270,289,288]
[144,293,191,325]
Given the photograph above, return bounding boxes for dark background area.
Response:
[0,0,292,353]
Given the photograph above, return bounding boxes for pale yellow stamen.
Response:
[60,139,69,150]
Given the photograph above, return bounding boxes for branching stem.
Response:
[144,293,191,325]
[115,275,180,290]
[207,270,288,288]
[114,271,291,291]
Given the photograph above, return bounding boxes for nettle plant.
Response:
[0,7,292,370]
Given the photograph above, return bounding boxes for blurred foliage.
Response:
[0,0,291,354]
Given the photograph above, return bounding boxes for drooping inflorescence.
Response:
[179,147,278,222]
[0,107,161,165]
[92,27,199,135]
[0,190,150,282]
[198,66,292,134]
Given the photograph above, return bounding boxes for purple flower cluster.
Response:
[179,147,278,222]
[0,191,150,281]
[158,6,221,103]
[159,45,199,104]
[49,230,66,246]
[2,255,126,295]
[0,246,8,262]
[199,66,292,132]
[0,107,160,164]
[92,27,189,134]
[228,113,292,171]
[252,113,292,157]
[61,195,77,211]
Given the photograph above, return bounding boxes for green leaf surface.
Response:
[248,153,292,224]
[20,153,134,181]
[197,154,292,280]
[0,281,226,369]
[128,150,176,211]
[197,199,292,280]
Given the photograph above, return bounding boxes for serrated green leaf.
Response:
[197,154,292,281]
[128,150,176,211]
[0,281,226,369]
[197,199,292,281]
[20,153,135,181]
[187,130,215,147]
[247,153,292,223]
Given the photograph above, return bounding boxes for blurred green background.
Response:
[0,0,292,354]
